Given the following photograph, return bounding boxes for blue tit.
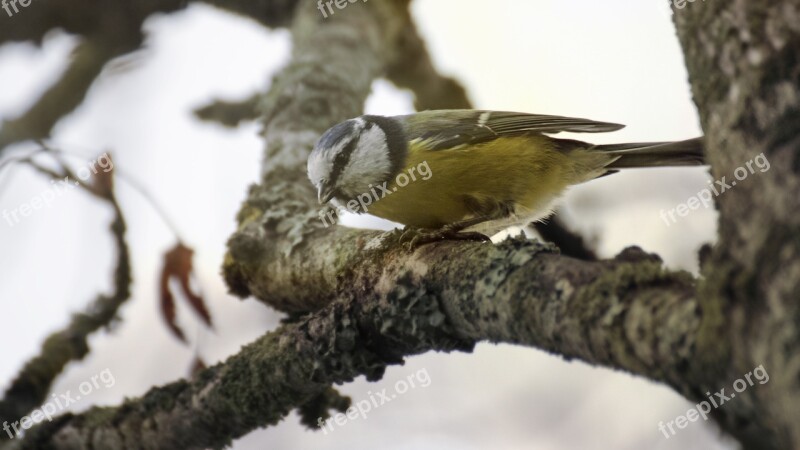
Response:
[307,110,704,239]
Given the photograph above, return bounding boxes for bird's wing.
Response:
[399,110,625,151]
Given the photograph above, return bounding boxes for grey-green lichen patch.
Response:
[368,270,476,356]
[573,254,694,365]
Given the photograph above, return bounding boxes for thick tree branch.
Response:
[673,2,800,448]
[11,236,697,450]
[7,0,409,447]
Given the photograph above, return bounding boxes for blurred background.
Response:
[0,0,732,449]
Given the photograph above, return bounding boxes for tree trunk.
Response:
[673,1,800,448]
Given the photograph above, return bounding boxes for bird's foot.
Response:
[398,225,490,250]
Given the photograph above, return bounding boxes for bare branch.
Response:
[0,38,140,151]
[194,94,261,128]
[0,0,300,154]
[0,0,299,46]
[383,9,472,110]
[0,168,130,428]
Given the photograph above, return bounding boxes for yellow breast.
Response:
[365,135,597,229]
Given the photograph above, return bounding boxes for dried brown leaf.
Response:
[158,243,213,343]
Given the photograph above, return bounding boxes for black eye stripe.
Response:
[328,136,360,188]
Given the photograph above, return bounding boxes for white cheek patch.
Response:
[339,126,392,195]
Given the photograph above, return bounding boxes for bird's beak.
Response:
[318,183,335,204]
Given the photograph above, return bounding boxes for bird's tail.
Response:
[595,137,705,169]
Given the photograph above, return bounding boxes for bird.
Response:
[307,110,704,244]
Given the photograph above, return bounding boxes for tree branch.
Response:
[0,0,300,153]
[0,161,130,435]
[11,237,697,450]
[672,2,800,448]
[0,38,140,151]
[194,94,262,128]
[382,8,472,111]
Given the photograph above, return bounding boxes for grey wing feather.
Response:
[397,110,625,150]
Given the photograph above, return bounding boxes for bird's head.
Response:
[307,115,407,206]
